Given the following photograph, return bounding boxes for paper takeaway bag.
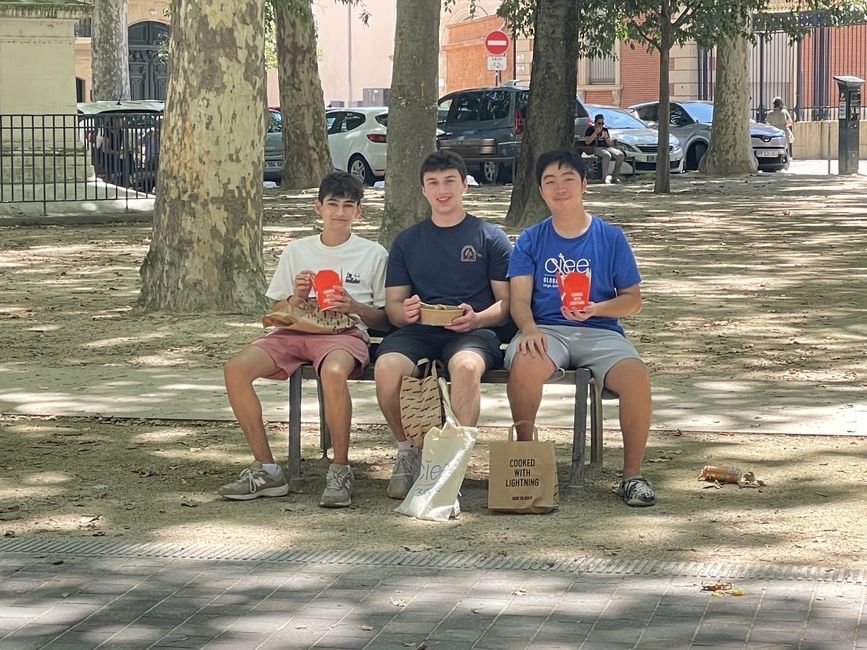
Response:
[262,299,359,334]
[395,378,477,522]
[399,358,444,448]
[488,422,559,514]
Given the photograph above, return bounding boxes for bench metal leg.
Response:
[314,378,331,458]
[287,368,303,486]
[570,368,591,487]
[589,378,603,466]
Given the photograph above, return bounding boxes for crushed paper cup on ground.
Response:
[556,270,591,309]
[313,269,342,309]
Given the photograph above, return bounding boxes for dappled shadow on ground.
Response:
[2,552,863,648]
[2,415,866,570]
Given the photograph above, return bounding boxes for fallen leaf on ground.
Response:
[402,544,433,553]
[180,499,198,508]
[701,581,745,596]
[390,598,408,607]
[512,589,527,596]
[361,625,374,631]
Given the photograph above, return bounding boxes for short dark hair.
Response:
[535,148,587,185]
[594,113,605,122]
[317,171,363,203]
[419,151,467,185]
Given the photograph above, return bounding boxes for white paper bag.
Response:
[395,378,478,522]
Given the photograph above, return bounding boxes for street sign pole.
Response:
[485,30,510,85]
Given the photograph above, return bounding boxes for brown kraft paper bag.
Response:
[399,358,444,448]
[488,422,559,513]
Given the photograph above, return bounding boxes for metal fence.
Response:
[698,18,867,122]
[0,113,159,215]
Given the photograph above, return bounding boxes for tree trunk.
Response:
[505,0,579,228]
[653,17,673,194]
[274,0,332,189]
[91,0,131,101]
[699,33,758,176]
[138,0,267,314]
[378,0,440,248]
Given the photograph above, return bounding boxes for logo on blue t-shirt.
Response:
[543,253,591,287]
[460,245,478,262]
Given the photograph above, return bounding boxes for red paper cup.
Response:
[556,271,590,310]
[313,269,342,309]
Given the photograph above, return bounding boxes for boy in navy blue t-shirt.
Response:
[505,148,655,507]
[375,151,513,499]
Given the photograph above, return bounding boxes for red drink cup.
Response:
[313,269,342,309]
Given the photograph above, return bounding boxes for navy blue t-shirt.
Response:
[507,215,640,335]
[386,214,512,312]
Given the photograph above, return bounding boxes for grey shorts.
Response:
[504,325,641,396]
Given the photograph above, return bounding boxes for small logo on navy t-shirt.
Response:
[460,245,478,262]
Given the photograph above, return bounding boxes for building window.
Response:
[74,18,92,38]
[588,55,615,85]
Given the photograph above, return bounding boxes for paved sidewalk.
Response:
[1,539,865,650]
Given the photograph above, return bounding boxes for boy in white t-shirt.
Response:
[219,172,389,508]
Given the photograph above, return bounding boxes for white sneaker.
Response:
[320,464,354,508]
[387,447,421,499]
[604,175,613,184]
[218,461,289,500]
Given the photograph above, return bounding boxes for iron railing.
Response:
[697,18,867,122]
[0,113,159,215]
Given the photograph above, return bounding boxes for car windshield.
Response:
[375,114,388,127]
[588,107,646,129]
[683,102,714,124]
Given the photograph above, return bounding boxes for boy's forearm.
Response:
[357,305,389,331]
[474,299,510,329]
[595,293,642,318]
[511,300,538,332]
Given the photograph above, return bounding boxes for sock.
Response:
[397,440,412,451]
[261,463,281,476]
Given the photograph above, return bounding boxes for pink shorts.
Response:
[252,328,370,380]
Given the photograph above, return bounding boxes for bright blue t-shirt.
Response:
[507,215,640,335]
[387,213,512,312]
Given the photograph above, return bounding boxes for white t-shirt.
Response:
[266,233,388,331]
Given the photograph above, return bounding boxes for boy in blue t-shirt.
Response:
[505,148,655,507]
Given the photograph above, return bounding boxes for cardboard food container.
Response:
[312,269,342,309]
[419,303,463,326]
[556,270,591,310]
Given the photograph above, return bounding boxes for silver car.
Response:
[628,100,788,172]
[585,104,684,174]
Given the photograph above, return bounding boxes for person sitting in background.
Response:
[583,113,625,184]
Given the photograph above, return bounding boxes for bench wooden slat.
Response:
[287,364,604,489]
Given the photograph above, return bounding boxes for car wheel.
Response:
[687,142,707,171]
[479,160,500,184]
[349,155,374,185]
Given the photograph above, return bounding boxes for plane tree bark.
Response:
[138,0,267,313]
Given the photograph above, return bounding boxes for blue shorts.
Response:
[375,323,503,371]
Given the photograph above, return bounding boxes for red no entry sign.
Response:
[485,30,510,56]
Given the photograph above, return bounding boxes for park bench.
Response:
[285,349,605,489]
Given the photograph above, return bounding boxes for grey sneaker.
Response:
[218,461,289,501]
[617,476,656,507]
[320,464,354,508]
[387,447,421,499]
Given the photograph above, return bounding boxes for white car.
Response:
[326,107,388,185]
[585,104,684,174]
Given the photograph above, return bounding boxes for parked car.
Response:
[325,107,388,185]
[78,102,285,188]
[583,104,683,174]
[264,108,283,182]
[77,101,164,191]
[628,100,788,172]
[436,83,592,184]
